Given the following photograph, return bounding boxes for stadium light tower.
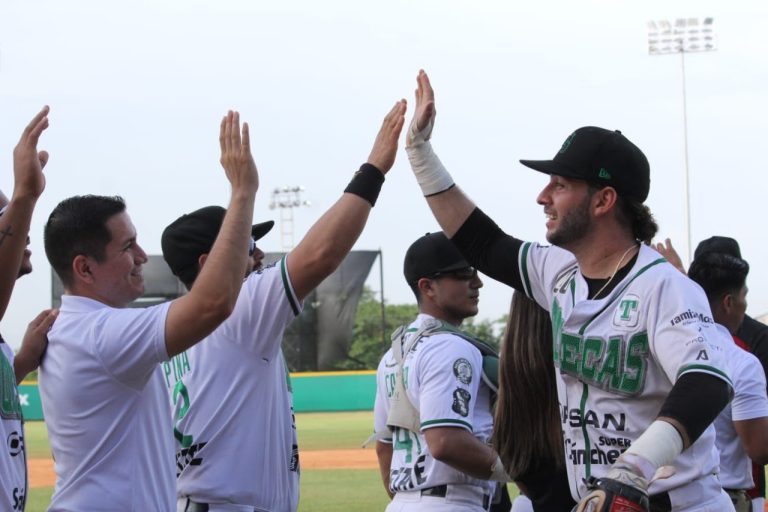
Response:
[647,17,716,265]
[269,186,311,251]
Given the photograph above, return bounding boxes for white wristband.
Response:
[623,420,683,480]
[405,141,455,197]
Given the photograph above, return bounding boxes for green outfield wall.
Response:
[20,371,377,419]
[290,371,377,412]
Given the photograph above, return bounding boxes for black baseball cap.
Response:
[520,126,651,202]
[404,232,470,285]
[161,205,274,277]
[694,236,742,261]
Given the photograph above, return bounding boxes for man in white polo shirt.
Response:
[38,111,259,511]
[161,99,407,512]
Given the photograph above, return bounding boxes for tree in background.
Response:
[336,287,505,370]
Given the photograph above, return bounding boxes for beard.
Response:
[546,194,592,248]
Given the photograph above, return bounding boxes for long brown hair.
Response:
[493,291,564,478]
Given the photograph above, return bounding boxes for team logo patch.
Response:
[613,294,640,328]
[453,358,472,385]
[559,131,577,154]
[7,431,22,457]
[452,388,471,417]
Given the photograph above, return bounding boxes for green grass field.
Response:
[24,411,517,511]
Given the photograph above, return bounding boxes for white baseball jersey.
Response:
[39,295,174,511]
[373,314,495,496]
[518,243,733,506]
[167,256,303,511]
[0,339,26,511]
[713,328,768,490]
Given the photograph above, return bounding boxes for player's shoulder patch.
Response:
[452,358,473,385]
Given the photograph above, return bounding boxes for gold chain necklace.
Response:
[590,244,638,300]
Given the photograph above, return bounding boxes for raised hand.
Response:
[406,70,436,147]
[219,110,259,194]
[653,238,686,274]
[367,100,407,174]
[13,106,50,201]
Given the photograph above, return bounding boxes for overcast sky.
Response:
[1,0,766,349]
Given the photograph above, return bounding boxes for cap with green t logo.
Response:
[519,126,651,202]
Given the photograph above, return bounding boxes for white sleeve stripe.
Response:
[677,364,733,387]
[420,418,473,432]
[279,256,301,316]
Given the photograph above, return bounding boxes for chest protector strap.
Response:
[385,318,500,433]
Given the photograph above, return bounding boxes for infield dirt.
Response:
[28,449,378,488]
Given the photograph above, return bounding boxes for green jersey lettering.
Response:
[0,354,20,419]
[553,328,650,396]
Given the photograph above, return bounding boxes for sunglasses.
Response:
[248,237,258,257]
[428,267,478,281]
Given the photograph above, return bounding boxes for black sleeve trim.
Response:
[451,207,524,291]
[658,372,732,445]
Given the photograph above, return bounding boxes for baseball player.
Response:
[687,252,768,512]
[38,111,259,511]
[403,70,735,511]
[161,100,406,512]
[659,235,768,512]
[373,231,509,512]
[0,108,56,512]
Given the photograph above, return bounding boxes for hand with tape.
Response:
[575,458,650,512]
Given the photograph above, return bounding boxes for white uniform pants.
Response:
[385,484,491,512]
[668,489,734,511]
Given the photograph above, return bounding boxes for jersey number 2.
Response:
[173,381,194,448]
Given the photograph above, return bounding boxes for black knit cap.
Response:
[520,126,651,202]
[694,236,742,261]
[161,205,273,277]
[403,232,470,285]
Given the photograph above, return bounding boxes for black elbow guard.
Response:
[658,373,732,444]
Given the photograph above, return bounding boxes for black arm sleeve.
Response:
[658,372,732,445]
[450,207,525,291]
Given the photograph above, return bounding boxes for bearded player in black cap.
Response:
[402,69,736,512]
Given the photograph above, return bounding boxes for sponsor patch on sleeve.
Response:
[451,388,471,417]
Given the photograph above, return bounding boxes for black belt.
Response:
[420,484,491,509]
[181,499,209,512]
[649,491,671,512]
[180,499,261,512]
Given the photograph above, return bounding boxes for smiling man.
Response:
[402,70,736,511]
[38,111,259,511]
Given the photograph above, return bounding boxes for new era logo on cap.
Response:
[520,126,650,202]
